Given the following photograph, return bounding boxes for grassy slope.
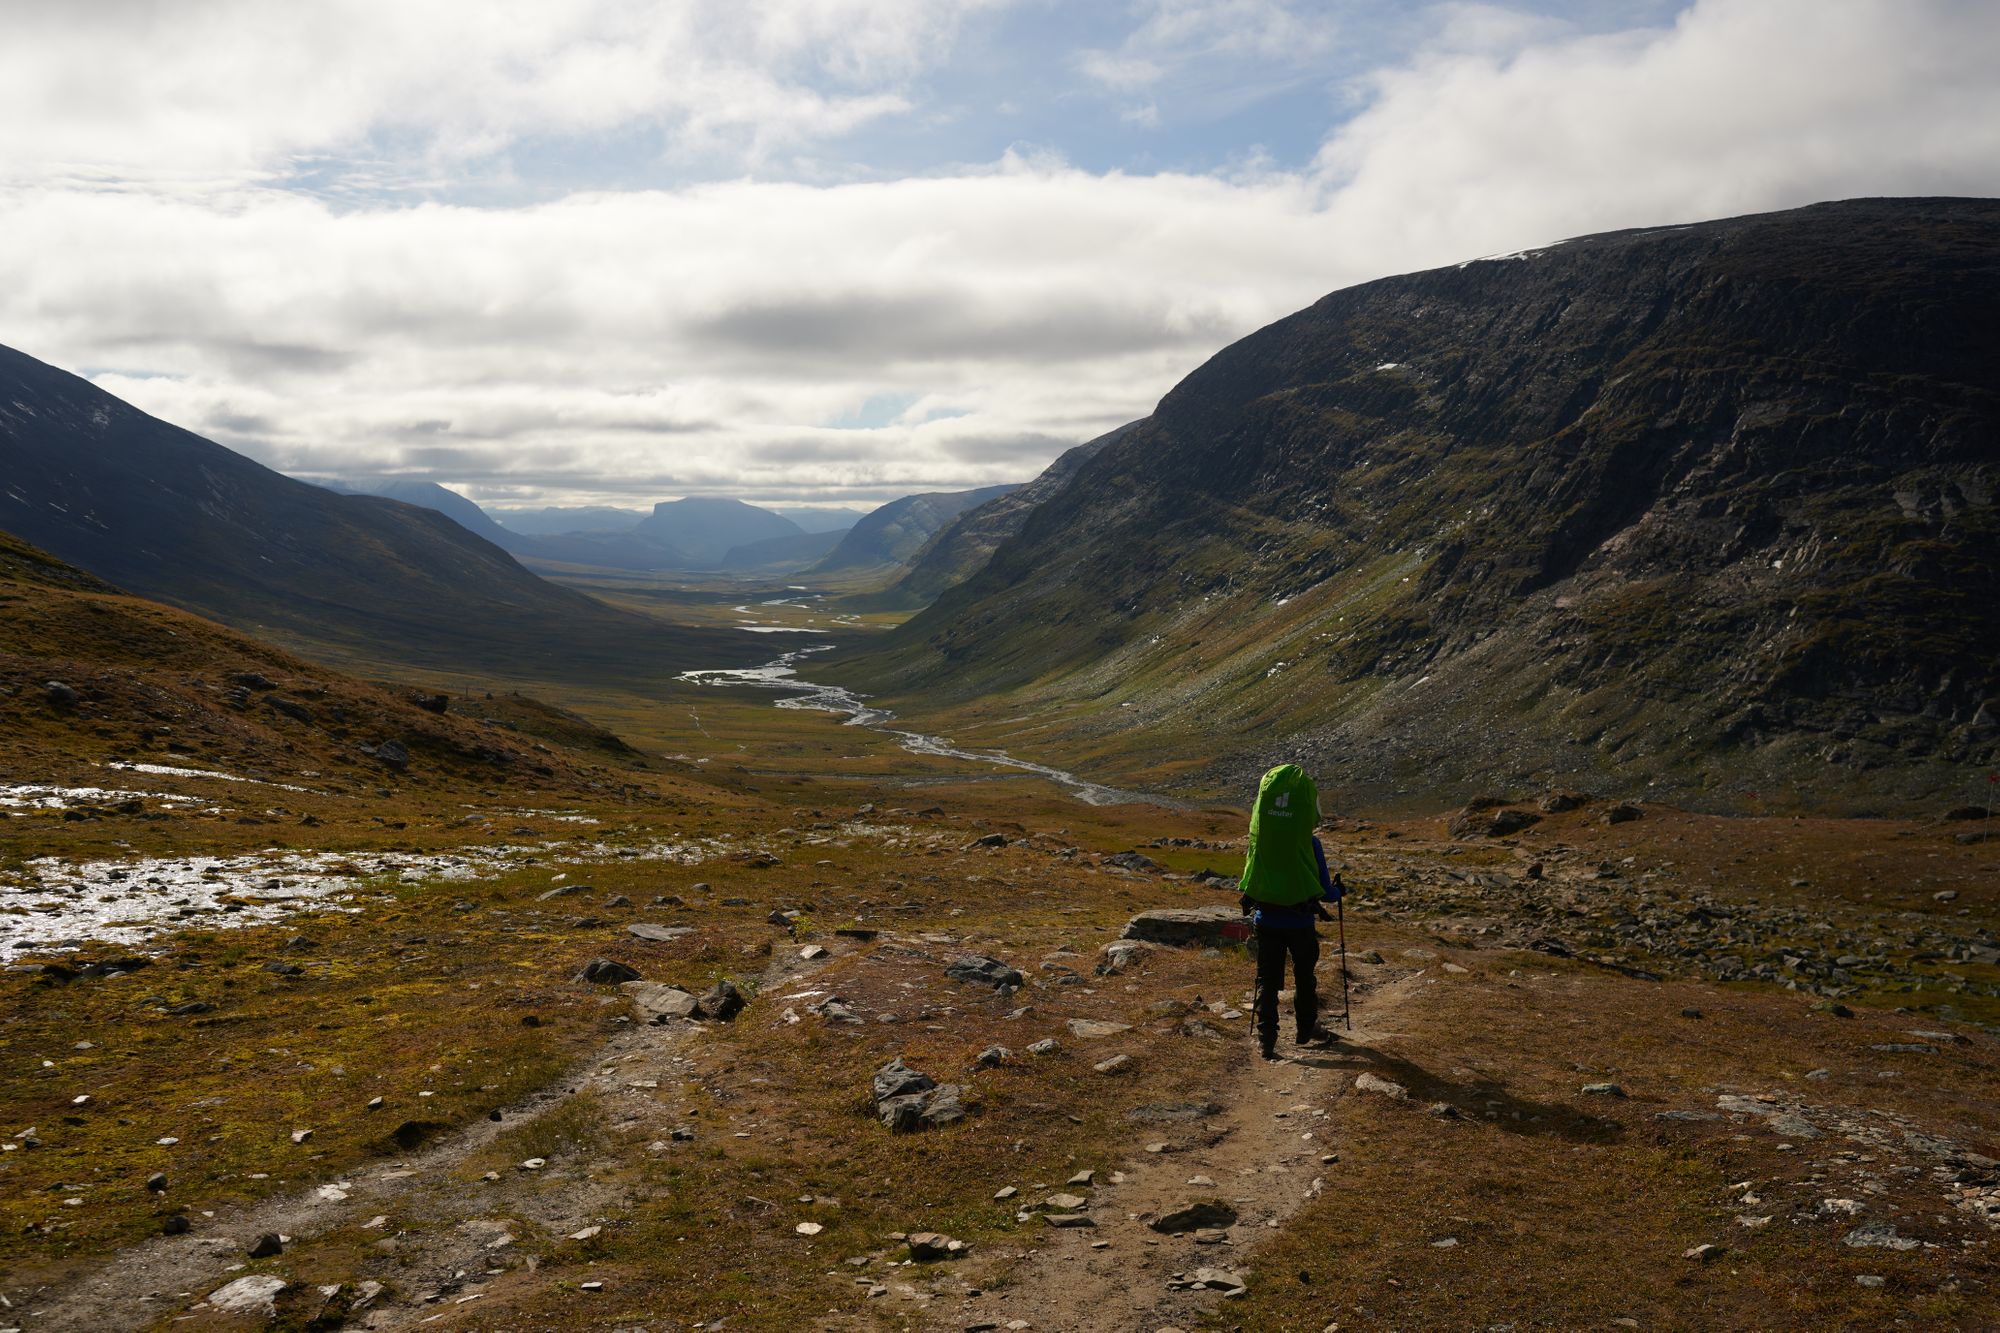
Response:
[3,539,1995,1330]
[825,201,2000,813]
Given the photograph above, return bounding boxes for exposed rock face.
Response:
[833,199,2000,812]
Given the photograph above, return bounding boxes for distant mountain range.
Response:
[317,478,1007,578]
[0,344,760,681]
[830,198,2000,810]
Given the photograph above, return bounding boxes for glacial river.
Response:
[679,647,1163,808]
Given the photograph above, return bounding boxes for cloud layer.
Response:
[3,0,1997,507]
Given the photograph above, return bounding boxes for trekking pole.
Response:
[1337,894,1352,1031]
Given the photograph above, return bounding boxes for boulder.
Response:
[44,680,79,707]
[945,954,1023,989]
[1096,940,1149,976]
[208,1275,287,1316]
[626,923,693,942]
[1604,803,1643,824]
[1150,1200,1238,1233]
[871,1057,964,1132]
[906,1231,966,1260]
[375,740,411,770]
[1120,907,1245,947]
[1066,1018,1132,1039]
[623,981,698,1022]
[873,1057,936,1104]
[1102,851,1166,873]
[1538,792,1583,813]
[1450,804,1540,838]
[694,979,745,1021]
[575,958,640,985]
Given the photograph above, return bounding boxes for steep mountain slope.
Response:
[810,484,1021,574]
[632,497,803,564]
[831,199,2000,810]
[0,345,757,679]
[322,478,534,555]
[0,530,639,798]
[857,424,1137,610]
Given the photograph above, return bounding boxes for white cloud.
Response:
[4,0,1998,510]
[1311,0,2000,272]
[1077,0,1342,93]
[0,0,1003,187]
[2,162,1344,505]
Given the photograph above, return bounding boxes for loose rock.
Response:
[1151,1201,1238,1233]
[946,954,1024,989]
[575,958,641,985]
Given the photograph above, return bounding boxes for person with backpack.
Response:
[1237,763,1345,1060]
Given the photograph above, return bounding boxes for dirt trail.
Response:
[22,943,846,1331]
[930,970,1424,1333]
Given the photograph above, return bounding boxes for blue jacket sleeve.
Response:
[1312,837,1342,901]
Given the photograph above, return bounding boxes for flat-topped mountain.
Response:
[633,497,803,565]
[0,345,760,679]
[831,198,2000,810]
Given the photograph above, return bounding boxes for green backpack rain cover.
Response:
[1239,763,1321,906]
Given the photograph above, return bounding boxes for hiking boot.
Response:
[1258,1044,1281,1061]
[1296,1026,1341,1046]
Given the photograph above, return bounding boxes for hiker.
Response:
[1238,763,1344,1060]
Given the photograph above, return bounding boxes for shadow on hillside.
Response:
[1297,1042,1626,1145]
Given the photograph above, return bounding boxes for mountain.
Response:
[632,497,804,565]
[769,506,868,533]
[809,485,1022,574]
[489,505,648,536]
[0,529,639,795]
[856,424,1137,610]
[828,199,2000,811]
[321,478,532,554]
[0,344,759,679]
[717,528,845,571]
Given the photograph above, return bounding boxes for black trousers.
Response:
[1254,924,1319,1048]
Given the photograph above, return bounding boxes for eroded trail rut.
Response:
[926,973,1417,1333]
[33,955,1418,1333]
[28,944,852,1331]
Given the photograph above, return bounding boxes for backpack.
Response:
[1238,763,1322,907]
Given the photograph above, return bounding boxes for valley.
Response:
[4,550,1996,1330]
[2,199,1996,1332]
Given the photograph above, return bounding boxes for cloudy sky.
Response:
[5,0,1998,510]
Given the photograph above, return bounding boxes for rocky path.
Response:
[20,943,847,1331]
[929,971,1417,1333]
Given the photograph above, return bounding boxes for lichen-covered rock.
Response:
[1120,907,1244,947]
